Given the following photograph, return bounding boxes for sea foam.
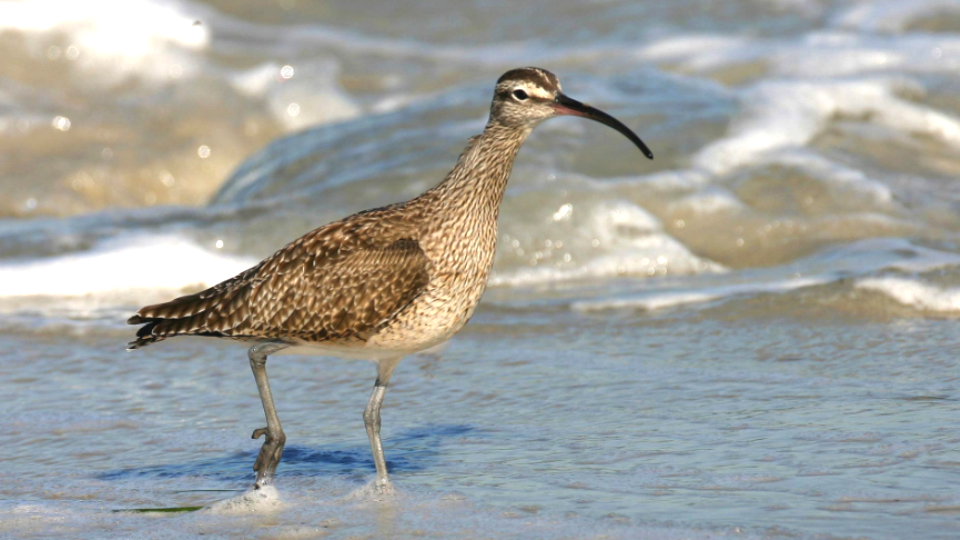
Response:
[857,277,960,312]
[229,58,361,130]
[0,0,210,85]
[0,235,255,298]
[203,485,283,515]
[572,276,827,312]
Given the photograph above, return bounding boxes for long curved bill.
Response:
[553,92,654,160]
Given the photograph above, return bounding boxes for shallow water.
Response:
[2,0,960,538]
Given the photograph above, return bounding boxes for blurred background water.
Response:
[1,0,959,538]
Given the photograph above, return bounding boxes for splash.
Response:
[203,485,283,514]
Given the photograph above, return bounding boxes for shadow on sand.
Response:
[99,424,475,483]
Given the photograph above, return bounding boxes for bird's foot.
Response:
[374,476,395,497]
[251,426,285,489]
[344,476,397,502]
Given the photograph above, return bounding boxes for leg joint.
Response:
[248,347,267,366]
[249,342,287,366]
[363,406,380,426]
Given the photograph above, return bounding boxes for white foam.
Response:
[0,0,210,84]
[832,0,960,33]
[604,169,712,192]
[229,59,361,130]
[229,63,284,99]
[749,149,894,208]
[490,247,723,287]
[0,235,256,298]
[572,276,826,312]
[596,200,661,231]
[666,186,746,215]
[491,200,724,287]
[691,76,960,176]
[785,32,960,78]
[856,277,960,312]
[344,478,398,502]
[804,238,960,277]
[637,29,960,79]
[634,30,960,183]
[634,35,753,72]
[570,238,960,313]
[203,485,283,514]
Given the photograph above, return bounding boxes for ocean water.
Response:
[1,1,959,538]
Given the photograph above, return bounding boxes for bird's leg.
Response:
[363,358,401,491]
[248,342,289,490]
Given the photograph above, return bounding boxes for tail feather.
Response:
[126,315,205,350]
[126,261,262,351]
[127,303,235,350]
[126,282,235,350]
[135,320,158,338]
[126,334,163,350]
[126,320,163,350]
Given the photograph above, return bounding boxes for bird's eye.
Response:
[512,89,528,101]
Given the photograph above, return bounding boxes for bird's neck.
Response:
[428,122,530,213]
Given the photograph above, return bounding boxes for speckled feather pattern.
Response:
[127,78,538,357]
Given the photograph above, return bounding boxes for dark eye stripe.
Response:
[512,89,528,100]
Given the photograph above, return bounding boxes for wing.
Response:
[128,212,431,349]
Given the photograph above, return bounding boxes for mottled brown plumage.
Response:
[127,67,652,492]
[129,210,431,348]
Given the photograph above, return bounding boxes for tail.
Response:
[125,306,226,351]
[125,269,256,350]
[126,316,165,350]
[126,257,266,350]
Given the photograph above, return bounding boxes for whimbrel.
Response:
[128,67,653,492]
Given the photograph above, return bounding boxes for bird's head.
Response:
[489,67,653,160]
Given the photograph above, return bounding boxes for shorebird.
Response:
[128,67,652,492]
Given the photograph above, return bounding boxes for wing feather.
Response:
[127,209,430,349]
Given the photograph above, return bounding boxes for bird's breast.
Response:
[365,222,498,353]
